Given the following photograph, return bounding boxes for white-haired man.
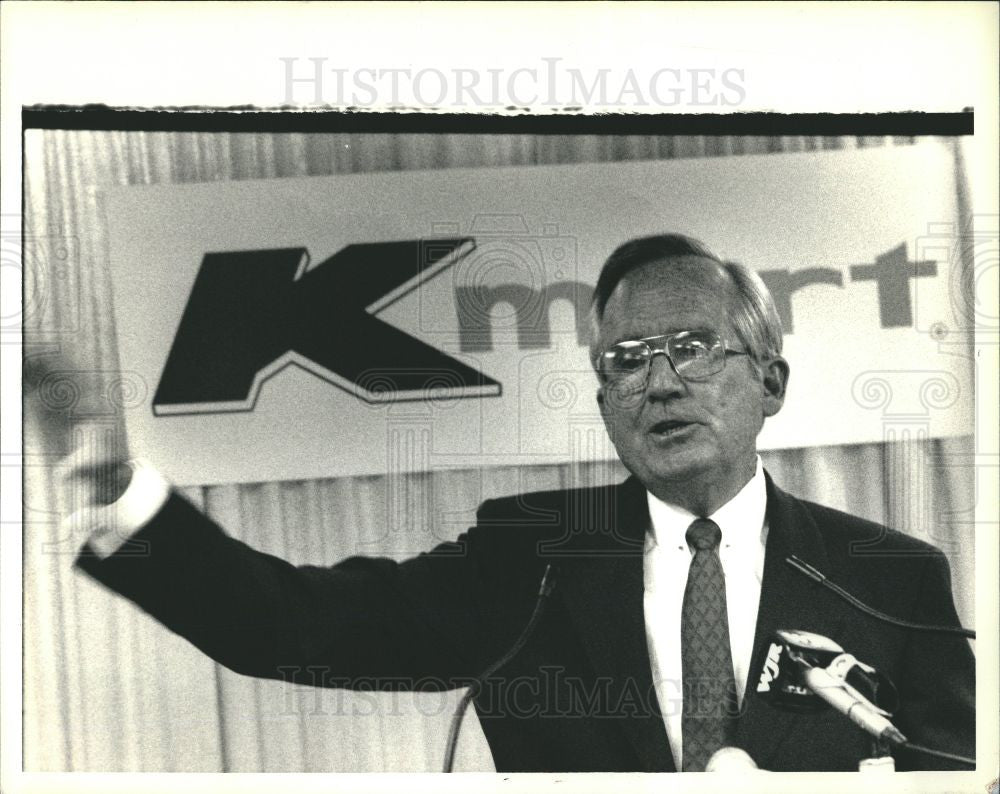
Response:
[59,234,974,772]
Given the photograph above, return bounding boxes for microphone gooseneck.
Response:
[899,741,976,767]
[784,556,976,639]
[442,564,558,773]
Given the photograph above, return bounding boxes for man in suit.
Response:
[63,234,974,772]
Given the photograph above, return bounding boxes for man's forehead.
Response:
[598,259,736,346]
[604,255,733,312]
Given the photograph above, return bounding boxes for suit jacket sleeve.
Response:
[75,490,486,689]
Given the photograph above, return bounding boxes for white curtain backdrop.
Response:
[22,130,974,771]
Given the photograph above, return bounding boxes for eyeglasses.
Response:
[597,330,747,386]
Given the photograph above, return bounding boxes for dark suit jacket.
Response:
[76,472,975,772]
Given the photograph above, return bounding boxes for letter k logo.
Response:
[153,239,500,414]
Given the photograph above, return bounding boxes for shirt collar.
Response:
[645,456,767,552]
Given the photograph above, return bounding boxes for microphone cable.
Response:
[785,556,975,639]
[442,564,558,772]
[900,741,975,767]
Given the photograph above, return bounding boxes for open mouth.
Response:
[649,420,693,437]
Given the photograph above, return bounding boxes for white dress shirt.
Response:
[643,457,769,771]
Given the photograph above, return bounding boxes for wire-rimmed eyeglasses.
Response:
[597,329,747,386]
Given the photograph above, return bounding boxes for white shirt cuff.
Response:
[66,459,171,559]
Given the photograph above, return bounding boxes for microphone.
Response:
[757,630,899,716]
[799,663,906,746]
[763,630,906,745]
[758,629,976,768]
[705,746,759,772]
[785,556,975,639]
[442,564,558,772]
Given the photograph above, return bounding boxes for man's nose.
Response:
[645,351,686,397]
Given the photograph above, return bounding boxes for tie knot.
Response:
[686,518,721,551]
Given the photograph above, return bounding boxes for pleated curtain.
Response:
[22,130,974,771]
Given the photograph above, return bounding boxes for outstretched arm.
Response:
[74,488,486,688]
[28,349,485,691]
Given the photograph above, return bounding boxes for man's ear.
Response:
[760,356,789,418]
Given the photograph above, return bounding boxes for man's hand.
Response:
[63,437,134,506]
[24,348,133,508]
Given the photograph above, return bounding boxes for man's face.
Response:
[595,256,787,511]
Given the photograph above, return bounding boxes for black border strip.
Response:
[22,106,974,135]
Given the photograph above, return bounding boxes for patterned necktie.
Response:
[681,518,737,771]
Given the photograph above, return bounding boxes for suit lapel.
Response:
[733,474,845,768]
[554,477,676,772]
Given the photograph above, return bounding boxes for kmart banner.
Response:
[105,141,972,485]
